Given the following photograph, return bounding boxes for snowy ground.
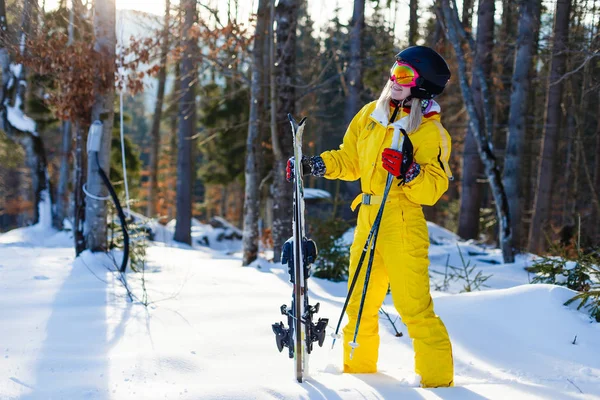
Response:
[1,223,599,399]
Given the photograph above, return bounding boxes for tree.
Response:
[462,0,474,30]
[458,0,494,241]
[409,0,419,45]
[55,0,77,229]
[344,0,365,126]
[440,0,514,263]
[73,118,86,254]
[174,0,198,245]
[495,0,518,151]
[271,0,298,262]
[84,0,116,252]
[147,0,170,218]
[502,0,541,251]
[242,0,269,266]
[0,0,53,228]
[528,0,572,254]
[594,99,600,242]
[197,82,248,186]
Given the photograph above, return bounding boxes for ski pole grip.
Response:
[390,126,402,150]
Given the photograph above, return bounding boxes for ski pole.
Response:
[332,127,405,353]
[346,128,404,358]
[331,225,377,349]
[330,175,397,349]
[330,194,390,349]
[331,105,403,348]
[348,186,388,358]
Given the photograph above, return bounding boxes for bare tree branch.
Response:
[550,52,600,87]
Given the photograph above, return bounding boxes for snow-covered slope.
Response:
[0,225,599,399]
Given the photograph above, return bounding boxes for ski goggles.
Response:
[389,61,419,87]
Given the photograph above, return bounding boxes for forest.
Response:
[1,0,600,397]
[0,0,598,268]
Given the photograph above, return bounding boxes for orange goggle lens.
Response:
[390,63,418,86]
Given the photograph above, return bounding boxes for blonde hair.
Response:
[375,81,423,134]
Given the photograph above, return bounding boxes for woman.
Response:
[287,46,454,388]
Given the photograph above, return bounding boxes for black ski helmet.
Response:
[395,46,451,99]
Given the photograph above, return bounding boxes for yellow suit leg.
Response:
[382,206,454,388]
[342,209,389,373]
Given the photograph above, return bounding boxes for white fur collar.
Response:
[369,100,441,129]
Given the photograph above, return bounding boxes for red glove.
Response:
[382,148,403,177]
[382,131,421,185]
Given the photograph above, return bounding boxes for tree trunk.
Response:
[55,1,77,229]
[341,0,365,219]
[167,60,180,221]
[496,0,517,152]
[18,0,51,228]
[73,121,86,255]
[271,0,297,263]
[502,0,540,252]
[242,0,268,266]
[84,0,116,251]
[147,0,170,218]
[594,99,600,243]
[458,0,493,241]
[462,0,474,30]
[409,0,418,45]
[521,0,542,245]
[441,0,514,263]
[345,0,364,126]
[55,120,72,228]
[458,136,484,239]
[16,0,33,106]
[429,2,444,47]
[527,0,571,254]
[221,185,228,217]
[174,0,198,245]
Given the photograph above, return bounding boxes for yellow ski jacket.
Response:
[320,100,452,209]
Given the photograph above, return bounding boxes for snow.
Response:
[160,218,242,253]
[36,189,52,229]
[1,223,599,399]
[427,221,461,244]
[6,104,37,135]
[304,188,332,200]
[9,63,22,81]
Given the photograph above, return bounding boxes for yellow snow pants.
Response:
[342,198,454,388]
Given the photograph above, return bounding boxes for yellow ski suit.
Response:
[320,100,454,388]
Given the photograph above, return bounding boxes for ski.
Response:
[272,114,329,383]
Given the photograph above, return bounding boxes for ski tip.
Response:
[288,114,306,127]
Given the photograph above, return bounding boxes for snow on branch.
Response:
[6,102,36,135]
